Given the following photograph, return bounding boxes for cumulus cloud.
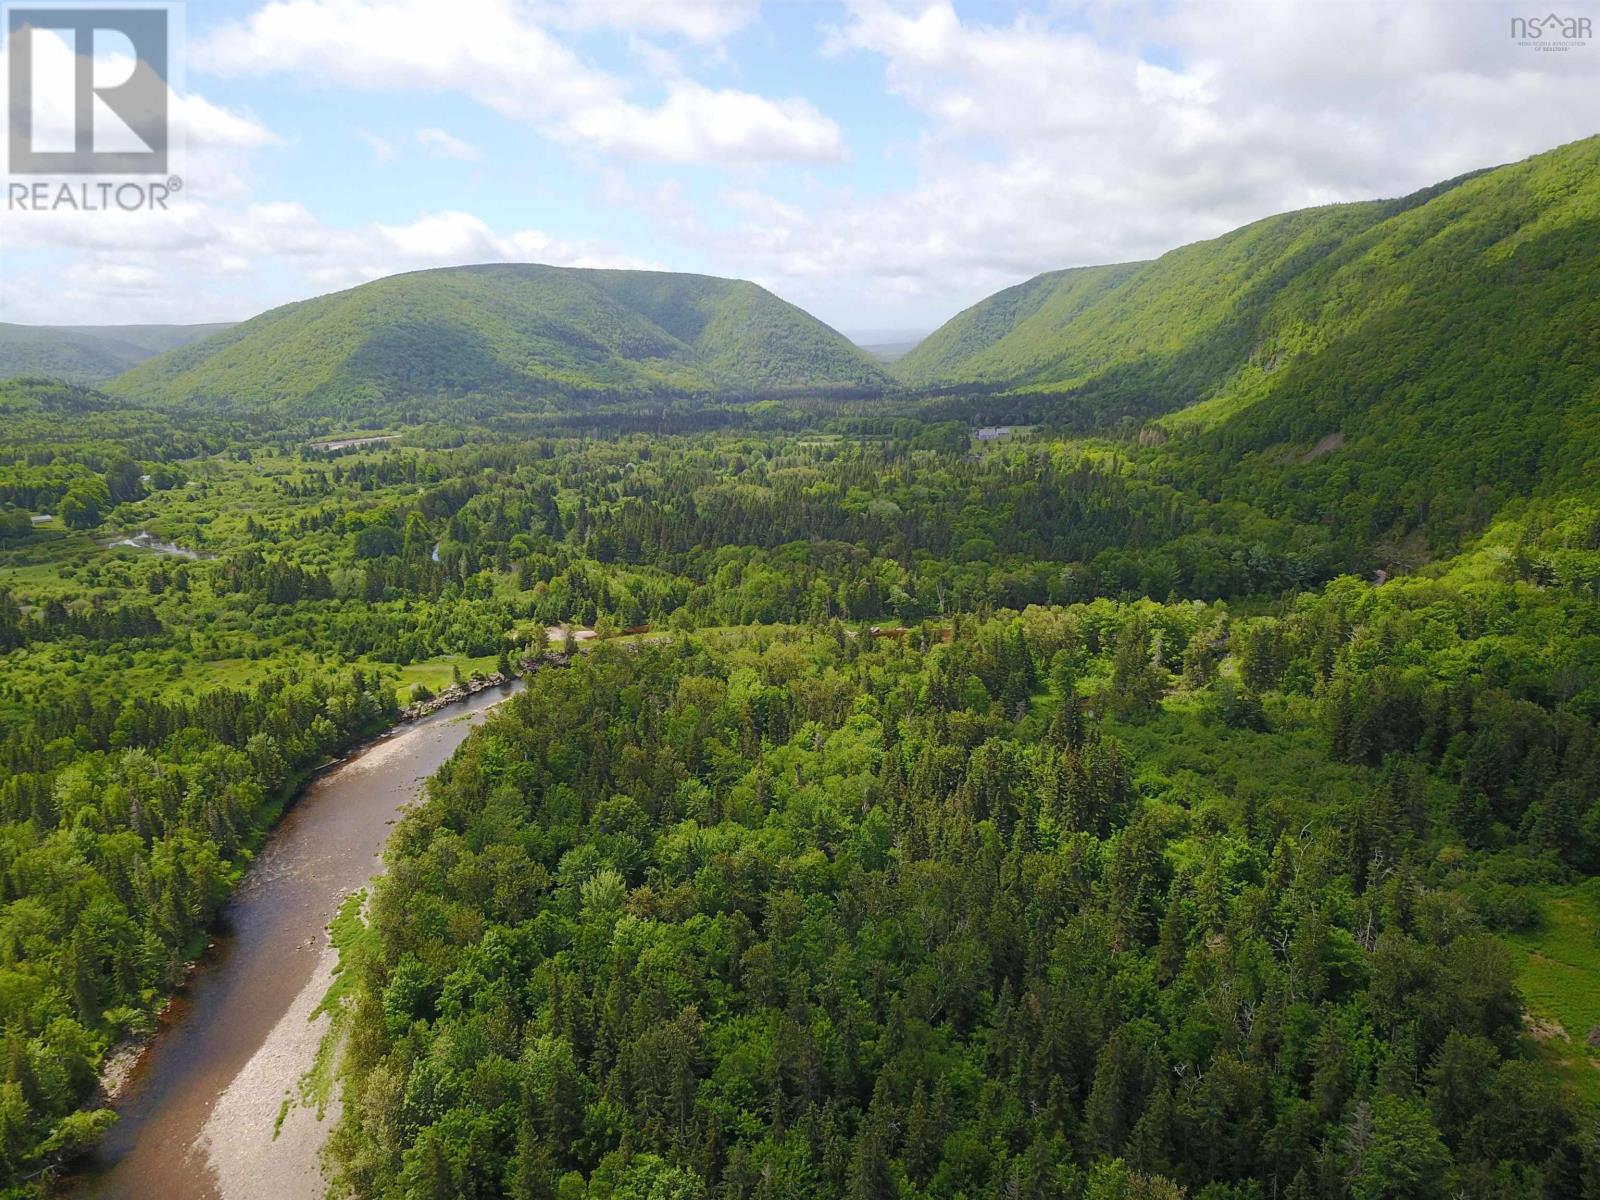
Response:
[200,0,615,119]
[1,24,280,189]
[562,81,844,164]
[197,0,845,164]
[370,209,653,273]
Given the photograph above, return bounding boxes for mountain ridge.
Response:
[896,139,1595,426]
[107,264,889,418]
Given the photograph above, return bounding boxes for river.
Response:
[62,681,522,1199]
[108,531,213,560]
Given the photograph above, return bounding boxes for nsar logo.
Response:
[1511,12,1593,50]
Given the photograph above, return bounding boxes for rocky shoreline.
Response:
[398,670,516,720]
[397,649,578,721]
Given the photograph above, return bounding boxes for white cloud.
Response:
[544,0,760,44]
[376,209,654,268]
[175,91,282,153]
[2,200,657,323]
[200,0,616,118]
[417,126,483,161]
[562,81,843,164]
[197,0,844,164]
[721,0,1600,325]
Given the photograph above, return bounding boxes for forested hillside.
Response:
[898,138,1596,453]
[1148,141,1600,555]
[326,569,1600,1200]
[893,263,1141,387]
[893,135,1599,558]
[0,324,232,385]
[107,266,889,419]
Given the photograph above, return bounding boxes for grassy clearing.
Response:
[1506,884,1600,1105]
[390,653,503,704]
[0,526,112,596]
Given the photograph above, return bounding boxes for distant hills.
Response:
[858,340,925,364]
[847,327,931,364]
[0,322,233,384]
[108,265,889,417]
[5,135,1595,472]
[894,262,1142,387]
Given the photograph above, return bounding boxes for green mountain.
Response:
[1159,138,1599,544]
[109,265,889,416]
[900,137,1596,413]
[894,261,1142,386]
[901,136,1600,545]
[0,322,233,384]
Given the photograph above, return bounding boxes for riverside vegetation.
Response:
[0,136,1595,1198]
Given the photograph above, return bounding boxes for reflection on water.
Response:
[109,532,213,560]
[307,435,398,452]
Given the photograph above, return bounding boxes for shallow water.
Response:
[62,683,520,1199]
[109,531,212,560]
[307,435,397,452]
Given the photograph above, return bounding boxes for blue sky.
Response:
[3,0,1597,336]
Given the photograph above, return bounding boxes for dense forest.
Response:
[327,576,1600,1200]
[0,136,1594,1199]
[0,402,1594,1196]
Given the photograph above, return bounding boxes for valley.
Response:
[0,136,1595,1200]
